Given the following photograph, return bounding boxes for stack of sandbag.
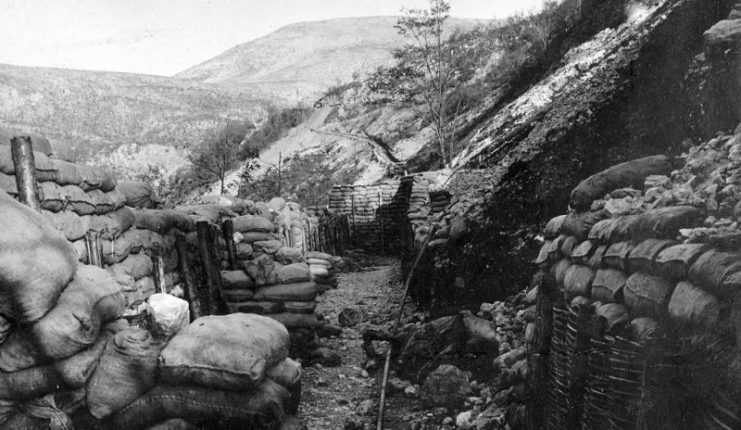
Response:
[407,176,431,225]
[429,190,452,215]
[220,249,321,354]
[532,152,738,340]
[306,251,339,291]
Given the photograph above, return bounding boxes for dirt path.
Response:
[299,257,419,430]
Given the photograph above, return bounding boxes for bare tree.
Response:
[187,119,250,195]
[395,0,455,167]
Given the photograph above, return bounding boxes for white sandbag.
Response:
[147,293,190,339]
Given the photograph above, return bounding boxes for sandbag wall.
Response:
[218,212,341,357]
[328,177,411,253]
[529,132,741,429]
[0,184,302,428]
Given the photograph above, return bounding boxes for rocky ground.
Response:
[299,256,531,430]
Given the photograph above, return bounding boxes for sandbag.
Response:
[306,258,331,267]
[51,159,83,186]
[239,231,278,243]
[548,235,568,261]
[668,282,721,327]
[570,155,673,210]
[226,300,284,315]
[78,165,116,192]
[591,269,628,303]
[268,313,320,330]
[275,247,304,265]
[133,209,181,235]
[533,241,552,266]
[254,240,283,254]
[626,239,676,275]
[42,209,89,242]
[220,270,254,291]
[235,242,253,260]
[624,273,675,318]
[254,283,318,302]
[159,314,289,391]
[0,320,127,400]
[266,358,301,414]
[570,240,594,265]
[0,128,52,155]
[0,315,10,345]
[174,205,236,225]
[0,265,126,372]
[110,253,153,281]
[603,241,634,272]
[629,206,706,241]
[232,215,275,233]
[87,327,166,419]
[97,381,290,430]
[544,215,566,239]
[595,303,630,333]
[0,172,17,195]
[72,239,88,264]
[147,294,190,339]
[629,317,661,343]
[551,259,573,286]
[309,265,329,278]
[559,210,609,240]
[0,189,77,323]
[16,389,86,430]
[222,289,255,303]
[283,301,316,315]
[587,245,607,269]
[689,250,741,297]
[588,218,619,244]
[39,183,96,215]
[101,238,132,265]
[144,418,199,430]
[88,207,136,240]
[654,243,710,280]
[306,251,333,261]
[0,398,14,426]
[244,254,277,287]
[117,181,157,209]
[275,263,311,284]
[563,265,595,300]
[122,228,166,253]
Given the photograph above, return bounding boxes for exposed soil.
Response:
[299,257,424,430]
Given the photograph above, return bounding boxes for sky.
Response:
[1,0,547,76]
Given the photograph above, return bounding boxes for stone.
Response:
[359,399,375,416]
[308,347,342,367]
[318,323,343,337]
[338,307,367,327]
[456,411,473,427]
[388,377,409,394]
[421,364,472,409]
[404,384,420,398]
[343,417,364,430]
[493,346,527,370]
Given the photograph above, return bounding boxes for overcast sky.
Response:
[2,0,547,76]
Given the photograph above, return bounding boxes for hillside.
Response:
[0,63,264,163]
[176,16,485,102]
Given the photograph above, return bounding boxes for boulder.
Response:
[420,364,471,409]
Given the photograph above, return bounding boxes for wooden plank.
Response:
[222,219,238,270]
[175,232,203,320]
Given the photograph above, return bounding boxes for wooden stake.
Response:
[378,191,385,255]
[151,245,167,294]
[85,231,102,267]
[351,192,357,248]
[196,221,217,314]
[175,232,203,320]
[10,136,41,211]
[222,219,238,270]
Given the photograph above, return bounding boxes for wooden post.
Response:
[222,219,238,270]
[209,224,228,314]
[351,192,357,248]
[196,221,217,315]
[151,245,167,294]
[175,232,203,320]
[11,136,41,211]
[378,191,385,255]
[85,231,102,267]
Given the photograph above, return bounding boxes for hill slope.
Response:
[176,16,483,102]
[0,63,263,162]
